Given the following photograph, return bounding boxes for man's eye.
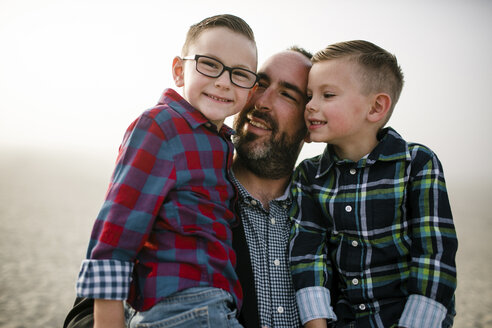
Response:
[257,80,268,89]
[282,91,297,102]
[306,95,312,102]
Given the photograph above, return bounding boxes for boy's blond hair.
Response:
[313,40,404,125]
[182,14,257,60]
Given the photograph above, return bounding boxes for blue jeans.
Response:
[125,287,243,328]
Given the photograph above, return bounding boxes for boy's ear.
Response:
[367,93,391,123]
[172,56,185,87]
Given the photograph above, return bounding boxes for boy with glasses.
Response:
[76,14,257,328]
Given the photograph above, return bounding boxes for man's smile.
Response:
[246,113,271,131]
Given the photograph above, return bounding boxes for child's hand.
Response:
[94,299,125,328]
[304,318,328,328]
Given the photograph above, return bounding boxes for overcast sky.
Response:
[1,0,491,185]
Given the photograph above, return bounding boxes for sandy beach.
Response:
[0,148,490,328]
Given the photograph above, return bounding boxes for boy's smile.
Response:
[203,92,233,104]
[306,119,327,129]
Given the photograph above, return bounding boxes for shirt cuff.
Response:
[76,259,134,300]
[296,286,337,324]
[398,294,447,328]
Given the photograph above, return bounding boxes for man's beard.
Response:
[233,109,306,179]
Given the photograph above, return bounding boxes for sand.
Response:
[0,148,490,328]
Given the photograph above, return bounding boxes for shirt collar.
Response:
[229,170,292,206]
[317,127,411,178]
[158,88,235,137]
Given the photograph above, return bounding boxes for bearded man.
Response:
[231,47,312,328]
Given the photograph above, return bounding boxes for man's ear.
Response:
[172,56,185,87]
[367,93,391,123]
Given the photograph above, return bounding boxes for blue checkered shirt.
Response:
[231,173,301,328]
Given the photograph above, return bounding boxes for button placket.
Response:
[344,166,356,220]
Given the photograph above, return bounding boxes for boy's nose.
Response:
[306,97,319,112]
[214,70,232,88]
[306,101,315,112]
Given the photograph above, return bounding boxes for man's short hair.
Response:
[288,45,313,60]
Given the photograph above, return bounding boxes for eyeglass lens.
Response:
[195,56,256,88]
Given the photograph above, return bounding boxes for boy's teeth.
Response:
[210,95,229,102]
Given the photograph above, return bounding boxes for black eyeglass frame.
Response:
[182,54,258,89]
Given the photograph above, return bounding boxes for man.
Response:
[64,48,312,328]
[232,48,312,328]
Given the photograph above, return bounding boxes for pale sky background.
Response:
[1,0,491,187]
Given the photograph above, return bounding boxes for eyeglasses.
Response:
[182,55,258,89]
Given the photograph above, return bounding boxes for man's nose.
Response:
[254,88,273,111]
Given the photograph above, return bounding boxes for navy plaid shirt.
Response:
[289,128,457,327]
[77,89,241,311]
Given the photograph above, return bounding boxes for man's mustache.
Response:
[245,108,278,133]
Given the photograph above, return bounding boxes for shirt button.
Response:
[271,218,276,225]
[345,205,352,212]
[282,204,288,209]
[359,304,366,311]
[351,240,358,247]
[333,230,339,235]
[250,199,258,206]
[274,259,280,266]
[352,278,359,285]
[277,306,284,313]
[350,168,357,175]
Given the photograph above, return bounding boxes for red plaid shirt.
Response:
[76,89,242,311]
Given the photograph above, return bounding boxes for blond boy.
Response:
[289,40,457,328]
